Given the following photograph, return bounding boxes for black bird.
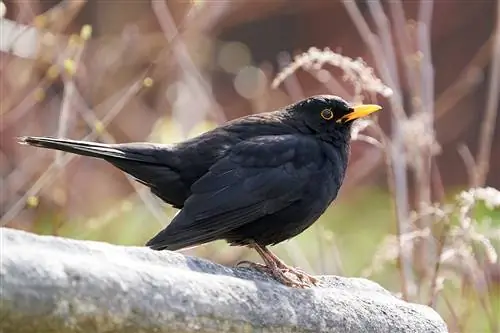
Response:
[19,95,381,287]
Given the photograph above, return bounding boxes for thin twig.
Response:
[442,292,461,332]
[475,0,500,186]
[457,144,478,188]
[367,1,402,96]
[428,215,450,308]
[354,134,384,149]
[151,0,226,127]
[12,0,37,25]
[55,42,85,163]
[417,0,435,118]
[388,1,417,95]
[435,36,493,121]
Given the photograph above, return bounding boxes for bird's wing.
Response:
[146,134,321,250]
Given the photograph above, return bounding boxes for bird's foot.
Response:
[236,260,318,288]
[284,266,319,286]
[270,258,320,286]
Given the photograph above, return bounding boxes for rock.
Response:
[0,228,448,333]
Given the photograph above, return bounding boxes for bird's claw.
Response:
[270,259,319,285]
[236,260,319,288]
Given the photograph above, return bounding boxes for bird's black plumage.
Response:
[19,95,381,258]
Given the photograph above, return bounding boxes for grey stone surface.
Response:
[0,227,448,333]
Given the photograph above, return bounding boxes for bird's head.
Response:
[288,95,382,139]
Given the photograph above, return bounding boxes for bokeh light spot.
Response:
[218,42,251,74]
[234,66,267,100]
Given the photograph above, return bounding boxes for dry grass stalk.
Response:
[272,47,393,99]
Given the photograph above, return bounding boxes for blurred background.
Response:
[1,1,499,332]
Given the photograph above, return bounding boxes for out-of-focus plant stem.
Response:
[475,0,500,187]
[342,0,413,301]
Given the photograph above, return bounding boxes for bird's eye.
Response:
[320,109,334,120]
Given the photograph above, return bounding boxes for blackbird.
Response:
[19,95,381,287]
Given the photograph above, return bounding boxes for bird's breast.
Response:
[307,143,348,206]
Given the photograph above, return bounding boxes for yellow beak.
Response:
[337,104,382,123]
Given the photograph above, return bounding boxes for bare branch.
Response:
[475,0,500,186]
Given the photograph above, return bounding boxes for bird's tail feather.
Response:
[146,231,209,251]
[146,224,217,252]
[19,136,151,163]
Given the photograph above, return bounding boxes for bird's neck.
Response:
[324,125,352,147]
